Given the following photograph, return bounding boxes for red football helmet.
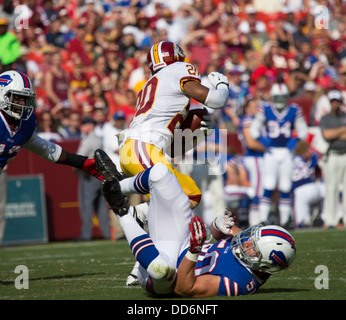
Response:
[147,41,188,74]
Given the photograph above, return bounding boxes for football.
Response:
[181,107,210,132]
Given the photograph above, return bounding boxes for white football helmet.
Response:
[270,83,289,111]
[231,224,296,274]
[0,70,36,120]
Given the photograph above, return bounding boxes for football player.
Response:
[118,41,229,210]
[95,149,296,297]
[0,70,103,179]
[237,99,266,226]
[250,82,308,227]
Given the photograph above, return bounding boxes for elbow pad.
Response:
[204,85,229,109]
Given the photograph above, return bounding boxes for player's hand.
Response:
[200,111,214,137]
[82,158,105,181]
[208,72,229,90]
[213,208,237,236]
[189,216,207,254]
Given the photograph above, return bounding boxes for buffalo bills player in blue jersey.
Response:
[0,70,103,178]
[238,99,266,226]
[94,149,296,297]
[250,82,308,227]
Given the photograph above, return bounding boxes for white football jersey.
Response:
[125,62,201,150]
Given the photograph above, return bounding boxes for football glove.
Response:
[213,208,237,236]
[82,158,105,181]
[200,113,214,137]
[208,72,229,90]
[189,216,206,255]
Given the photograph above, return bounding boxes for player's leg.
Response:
[120,139,201,208]
[97,151,191,294]
[278,153,293,226]
[243,156,263,225]
[78,177,99,240]
[259,152,277,224]
[293,183,322,227]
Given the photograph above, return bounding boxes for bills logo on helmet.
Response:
[269,250,289,269]
[0,74,13,87]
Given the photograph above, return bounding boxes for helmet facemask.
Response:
[231,224,296,274]
[231,225,263,271]
[1,89,35,120]
[272,93,289,111]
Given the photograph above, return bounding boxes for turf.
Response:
[0,228,345,301]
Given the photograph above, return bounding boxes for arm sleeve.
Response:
[250,112,265,140]
[23,131,62,163]
[294,115,308,141]
[204,85,229,109]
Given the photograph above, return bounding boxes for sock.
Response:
[259,189,273,223]
[279,192,291,226]
[119,214,159,269]
[119,167,153,195]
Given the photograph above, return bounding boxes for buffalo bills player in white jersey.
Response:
[0,70,103,178]
[94,149,296,297]
[250,83,308,227]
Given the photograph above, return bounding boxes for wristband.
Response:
[64,152,87,169]
[185,251,199,262]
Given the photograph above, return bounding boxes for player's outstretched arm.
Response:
[23,131,104,180]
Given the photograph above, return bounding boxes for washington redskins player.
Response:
[119,41,229,209]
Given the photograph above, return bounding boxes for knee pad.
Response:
[144,255,177,295]
[149,163,170,183]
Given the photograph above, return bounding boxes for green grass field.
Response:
[0,228,345,301]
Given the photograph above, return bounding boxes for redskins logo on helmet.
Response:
[147,41,188,74]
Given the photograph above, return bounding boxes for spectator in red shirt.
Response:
[250,53,277,86]
[67,24,93,68]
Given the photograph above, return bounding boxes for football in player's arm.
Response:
[0,70,103,180]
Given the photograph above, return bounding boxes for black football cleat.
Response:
[94,149,126,181]
[94,149,129,216]
[101,178,129,216]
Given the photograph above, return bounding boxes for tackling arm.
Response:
[23,131,62,162]
[23,132,103,180]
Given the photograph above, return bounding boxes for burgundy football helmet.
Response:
[147,41,188,74]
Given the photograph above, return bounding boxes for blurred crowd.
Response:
[0,0,345,133]
[1,0,346,231]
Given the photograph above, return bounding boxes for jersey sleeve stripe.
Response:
[180,77,201,92]
[223,277,231,296]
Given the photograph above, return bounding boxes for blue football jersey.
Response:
[259,103,302,148]
[0,111,37,169]
[195,238,269,296]
[292,153,318,190]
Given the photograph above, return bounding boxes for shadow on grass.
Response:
[0,272,105,286]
